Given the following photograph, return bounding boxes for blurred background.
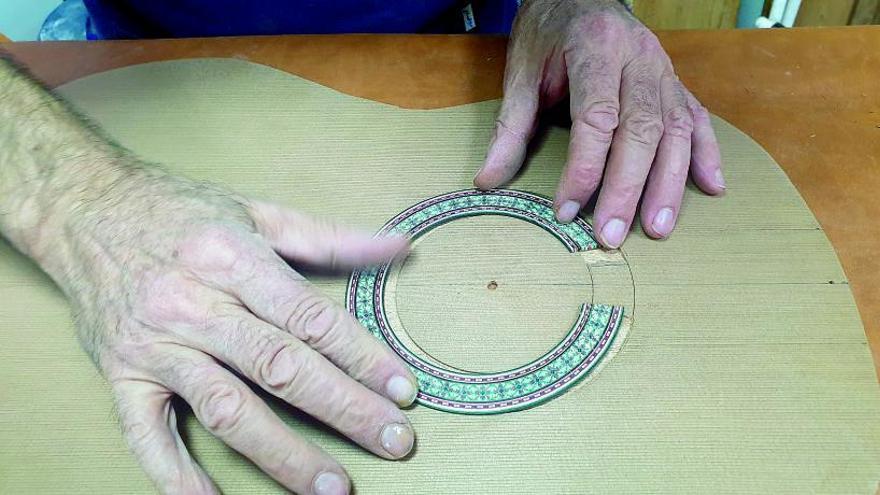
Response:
[631,0,880,30]
[0,0,59,40]
[0,0,877,42]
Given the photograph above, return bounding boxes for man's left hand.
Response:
[475,0,725,248]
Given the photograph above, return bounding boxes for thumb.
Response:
[248,200,409,270]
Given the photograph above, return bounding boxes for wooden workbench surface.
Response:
[4,27,879,376]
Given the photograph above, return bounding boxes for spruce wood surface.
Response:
[0,58,877,494]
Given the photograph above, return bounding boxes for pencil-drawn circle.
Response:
[346,189,627,414]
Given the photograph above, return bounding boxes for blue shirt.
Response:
[83,0,520,39]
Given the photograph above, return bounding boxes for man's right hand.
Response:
[0,54,418,495]
[63,169,416,495]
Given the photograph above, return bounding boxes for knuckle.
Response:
[136,272,204,326]
[248,201,284,241]
[167,474,216,495]
[663,106,694,138]
[258,342,310,392]
[566,164,604,192]
[106,339,165,374]
[656,156,690,184]
[614,179,645,204]
[634,29,663,56]
[622,111,664,146]
[666,164,689,183]
[340,403,382,440]
[322,387,390,440]
[572,12,626,43]
[264,447,304,480]
[494,117,532,144]
[283,295,341,347]
[120,415,158,452]
[197,380,248,435]
[690,102,711,124]
[178,224,247,273]
[575,100,620,135]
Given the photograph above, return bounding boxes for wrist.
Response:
[3,148,143,267]
[0,55,148,271]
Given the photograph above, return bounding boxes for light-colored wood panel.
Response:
[1,59,877,494]
[393,284,590,372]
[850,0,880,23]
[394,217,592,288]
[796,0,857,25]
[1,284,877,494]
[387,223,844,286]
[12,30,880,374]
[630,283,867,343]
[634,0,740,29]
[391,215,594,371]
[624,227,846,285]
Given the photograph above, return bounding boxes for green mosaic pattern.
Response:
[347,189,625,414]
[376,189,598,251]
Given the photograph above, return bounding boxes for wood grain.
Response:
[851,0,880,24]
[5,29,879,377]
[633,0,739,29]
[796,0,857,26]
[0,57,876,494]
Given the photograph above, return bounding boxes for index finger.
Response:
[473,50,541,190]
[554,40,625,223]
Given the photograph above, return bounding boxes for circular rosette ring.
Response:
[346,189,626,414]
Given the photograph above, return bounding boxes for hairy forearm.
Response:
[0,56,140,270]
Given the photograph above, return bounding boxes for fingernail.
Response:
[386,375,418,407]
[651,207,675,238]
[381,423,414,458]
[556,200,581,223]
[473,167,491,190]
[313,471,348,495]
[473,164,486,181]
[600,218,626,249]
[715,169,726,189]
